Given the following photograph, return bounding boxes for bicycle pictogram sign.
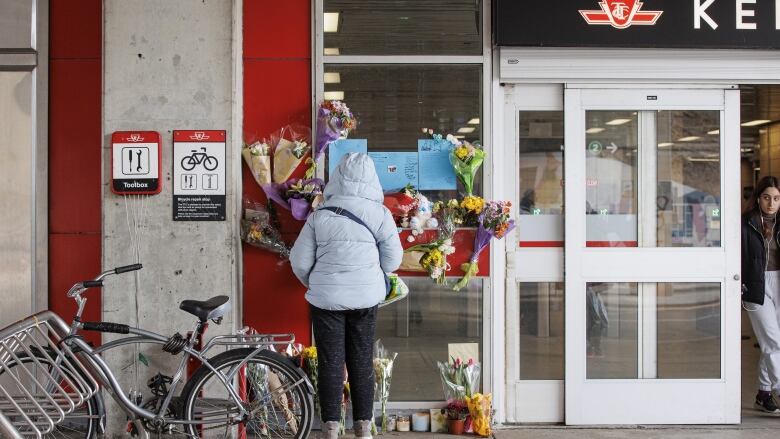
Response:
[180,147,219,171]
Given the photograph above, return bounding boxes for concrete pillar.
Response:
[103,1,239,436]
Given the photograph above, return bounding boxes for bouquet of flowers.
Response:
[301,346,320,418]
[453,200,515,291]
[404,238,455,284]
[464,393,493,437]
[340,369,350,435]
[446,399,469,421]
[272,125,311,183]
[242,140,272,186]
[437,357,481,403]
[448,135,485,197]
[311,100,357,179]
[381,273,409,307]
[262,178,324,221]
[239,200,290,259]
[373,340,398,433]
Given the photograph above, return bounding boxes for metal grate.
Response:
[0,312,99,438]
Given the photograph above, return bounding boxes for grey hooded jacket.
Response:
[290,153,403,310]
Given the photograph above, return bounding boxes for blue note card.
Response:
[417,139,456,190]
[329,139,368,175]
[368,152,419,191]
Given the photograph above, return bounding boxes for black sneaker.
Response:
[755,393,780,413]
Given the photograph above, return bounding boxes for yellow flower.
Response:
[302,346,317,359]
[461,196,485,214]
[420,248,444,269]
[454,145,470,160]
[447,199,459,208]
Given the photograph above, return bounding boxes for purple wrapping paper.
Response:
[314,107,343,160]
[261,178,324,221]
[468,220,516,263]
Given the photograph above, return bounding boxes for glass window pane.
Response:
[586,282,638,379]
[377,278,482,401]
[519,282,564,380]
[657,111,721,247]
[323,0,482,56]
[324,64,482,199]
[518,111,563,246]
[585,111,638,247]
[657,283,721,379]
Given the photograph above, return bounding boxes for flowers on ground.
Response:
[301,346,320,418]
[465,393,493,437]
[437,357,481,403]
[373,340,398,433]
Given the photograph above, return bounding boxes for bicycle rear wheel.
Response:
[0,354,103,438]
[180,348,313,439]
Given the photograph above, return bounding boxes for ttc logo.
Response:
[579,0,663,29]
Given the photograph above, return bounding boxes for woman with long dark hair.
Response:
[743,175,780,412]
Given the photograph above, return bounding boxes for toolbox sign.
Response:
[111,131,161,195]
[173,130,226,221]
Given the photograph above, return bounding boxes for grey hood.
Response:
[323,152,384,203]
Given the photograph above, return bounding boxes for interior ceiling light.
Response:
[707,129,720,135]
[741,119,771,127]
[606,118,632,126]
[454,135,466,139]
[324,12,340,32]
[658,142,674,147]
[468,118,480,125]
[677,136,701,142]
[324,47,340,55]
[324,72,341,84]
[324,91,344,100]
[457,127,476,134]
[586,127,605,134]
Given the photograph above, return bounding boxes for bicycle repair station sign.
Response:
[172,130,226,221]
[111,131,162,195]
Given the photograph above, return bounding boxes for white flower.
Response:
[411,229,419,236]
[446,134,462,146]
[407,235,416,243]
[443,238,453,246]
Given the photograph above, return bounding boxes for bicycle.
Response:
[0,264,314,438]
[181,147,219,171]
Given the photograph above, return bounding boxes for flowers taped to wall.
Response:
[242,141,272,186]
[239,199,290,259]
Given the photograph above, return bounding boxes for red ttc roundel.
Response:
[579,0,663,29]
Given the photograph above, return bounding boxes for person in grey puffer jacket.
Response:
[290,152,403,439]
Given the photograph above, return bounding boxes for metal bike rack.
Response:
[201,330,299,355]
[0,312,99,438]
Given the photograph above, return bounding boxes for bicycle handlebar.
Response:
[67,263,144,297]
[115,264,143,274]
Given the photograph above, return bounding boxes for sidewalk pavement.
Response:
[372,410,780,439]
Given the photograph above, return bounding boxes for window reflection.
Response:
[376,278,483,401]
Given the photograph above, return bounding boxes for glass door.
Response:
[563,87,741,424]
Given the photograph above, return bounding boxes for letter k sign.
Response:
[695,0,718,29]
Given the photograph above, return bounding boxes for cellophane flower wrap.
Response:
[437,357,481,403]
[464,393,493,437]
[373,339,398,433]
[311,100,357,178]
[261,178,324,221]
[239,200,290,259]
[301,346,320,418]
[340,370,350,435]
[404,238,455,284]
[447,135,485,196]
[453,201,515,291]
[242,140,272,186]
[271,124,311,183]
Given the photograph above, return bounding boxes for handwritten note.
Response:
[328,139,368,175]
[368,152,419,191]
[418,139,456,190]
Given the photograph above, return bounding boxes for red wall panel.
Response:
[48,234,102,346]
[49,60,102,234]
[244,0,311,59]
[49,1,102,342]
[49,0,102,59]
[243,1,313,345]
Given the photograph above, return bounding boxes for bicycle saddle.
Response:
[179,296,230,322]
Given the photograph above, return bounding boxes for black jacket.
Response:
[742,212,780,305]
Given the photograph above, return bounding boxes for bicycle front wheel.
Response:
[180,348,313,439]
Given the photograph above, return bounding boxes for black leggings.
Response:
[310,304,377,422]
